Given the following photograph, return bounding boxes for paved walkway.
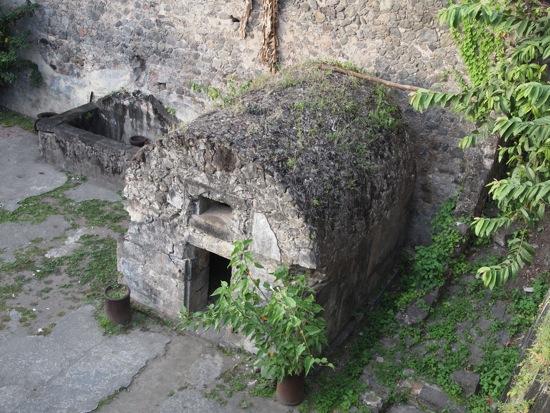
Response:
[0,125,290,413]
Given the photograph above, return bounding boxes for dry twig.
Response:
[259,0,279,72]
[318,64,432,93]
[239,0,253,39]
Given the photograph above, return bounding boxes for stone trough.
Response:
[35,91,176,188]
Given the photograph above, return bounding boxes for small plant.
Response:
[476,346,520,399]
[37,322,56,336]
[164,105,176,116]
[105,284,128,300]
[409,197,466,290]
[96,313,126,335]
[179,239,333,383]
[501,308,550,413]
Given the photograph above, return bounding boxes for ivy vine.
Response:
[451,20,504,88]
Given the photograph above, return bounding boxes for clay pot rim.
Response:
[129,135,149,147]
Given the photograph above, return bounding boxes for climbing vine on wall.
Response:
[450,20,504,88]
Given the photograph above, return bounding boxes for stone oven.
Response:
[35,91,176,187]
[119,66,416,342]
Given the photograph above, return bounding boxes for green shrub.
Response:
[0,1,41,87]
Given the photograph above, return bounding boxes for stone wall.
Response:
[1,0,496,243]
[4,0,458,117]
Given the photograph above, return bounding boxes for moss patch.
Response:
[0,106,35,131]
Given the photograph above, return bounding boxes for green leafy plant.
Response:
[410,0,550,289]
[450,17,504,89]
[164,105,176,116]
[409,197,466,290]
[476,346,520,399]
[179,239,333,383]
[189,77,252,106]
[0,0,41,87]
[105,283,129,300]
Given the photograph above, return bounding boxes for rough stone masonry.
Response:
[1,0,497,245]
[119,67,415,342]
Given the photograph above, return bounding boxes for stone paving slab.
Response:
[0,125,66,212]
[0,124,295,413]
[159,387,291,413]
[386,406,425,413]
[0,215,71,262]
[0,305,170,413]
[65,181,122,203]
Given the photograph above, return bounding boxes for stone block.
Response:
[386,406,424,413]
[251,213,281,262]
[359,391,383,412]
[451,370,480,398]
[418,383,466,413]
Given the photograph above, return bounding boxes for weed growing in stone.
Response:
[96,314,129,335]
[74,200,128,233]
[0,171,85,225]
[501,308,550,412]
[95,387,127,409]
[407,197,467,291]
[302,198,549,413]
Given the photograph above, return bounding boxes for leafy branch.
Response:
[179,239,333,383]
[410,0,550,288]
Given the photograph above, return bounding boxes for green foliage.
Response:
[163,105,176,116]
[189,76,252,106]
[304,198,548,412]
[506,271,549,336]
[303,313,382,412]
[501,307,550,412]
[65,235,118,294]
[179,239,333,383]
[451,18,504,88]
[476,346,520,399]
[105,283,128,300]
[0,1,41,87]
[248,376,276,398]
[0,171,127,235]
[74,199,129,233]
[0,106,34,130]
[410,197,466,289]
[410,0,550,289]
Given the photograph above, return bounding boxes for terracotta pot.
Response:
[104,284,131,325]
[129,135,148,147]
[276,374,306,406]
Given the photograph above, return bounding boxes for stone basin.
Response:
[35,91,177,188]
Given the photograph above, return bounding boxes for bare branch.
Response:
[259,0,279,73]
[318,64,431,93]
[239,0,253,39]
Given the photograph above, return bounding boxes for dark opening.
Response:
[208,253,231,302]
[199,196,232,215]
